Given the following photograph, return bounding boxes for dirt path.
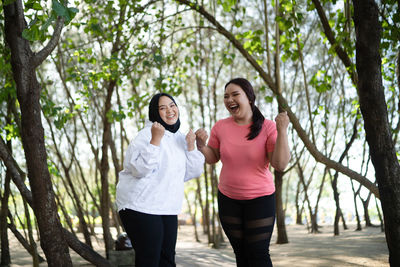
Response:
[8,224,388,266]
[175,223,388,267]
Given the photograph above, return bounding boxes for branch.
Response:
[311,0,358,85]
[176,0,379,198]
[0,135,110,266]
[32,16,65,68]
[276,95,379,198]
[8,213,46,263]
[0,136,33,204]
[63,229,111,267]
[175,0,276,92]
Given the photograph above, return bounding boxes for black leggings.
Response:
[218,190,276,267]
[119,209,177,267]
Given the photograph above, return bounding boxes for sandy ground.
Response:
[7,223,388,267]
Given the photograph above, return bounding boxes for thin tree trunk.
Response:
[0,103,12,266]
[361,193,373,227]
[47,119,93,248]
[184,192,200,242]
[274,170,288,243]
[22,201,39,267]
[350,180,362,231]
[7,214,45,263]
[0,171,11,267]
[374,196,384,232]
[295,181,303,225]
[99,81,116,257]
[54,190,76,236]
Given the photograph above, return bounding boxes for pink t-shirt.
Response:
[208,117,277,200]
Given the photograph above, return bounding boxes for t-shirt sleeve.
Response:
[265,120,277,153]
[207,123,220,149]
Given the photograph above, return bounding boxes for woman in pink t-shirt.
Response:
[195,78,290,266]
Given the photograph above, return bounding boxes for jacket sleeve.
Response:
[184,149,205,182]
[123,129,161,178]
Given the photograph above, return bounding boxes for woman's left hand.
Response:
[186,129,196,151]
[275,111,289,133]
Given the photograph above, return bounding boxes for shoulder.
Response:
[262,119,277,133]
[213,117,233,128]
[140,124,152,136]
[132,125,152,143]
[263,118,275,126]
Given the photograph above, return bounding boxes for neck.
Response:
[233,113,252,125]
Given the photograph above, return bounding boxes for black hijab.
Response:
[148,93,181,133]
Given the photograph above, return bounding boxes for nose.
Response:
[165,106,175,114]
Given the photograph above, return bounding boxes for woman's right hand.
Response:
[150,122,165,146]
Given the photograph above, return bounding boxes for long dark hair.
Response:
[225,78,264,140]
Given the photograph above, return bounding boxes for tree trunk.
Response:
[0,171,11,266]
[353,1,400,265]
[331,173,341,235]
[48,121,93,248]
[3,1,72,265]
[99,80,116,257]
[0,104,12,266]
[274,170,288,244]
[295,181,303,225]
[22,201,39,267]
[350,180,362,231]
[362,193,373,227]
[0,135,111,266]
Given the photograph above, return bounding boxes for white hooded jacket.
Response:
[116,121,205,215]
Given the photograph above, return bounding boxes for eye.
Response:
[159,106,166,111]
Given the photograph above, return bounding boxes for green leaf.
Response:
[235,20,243,28]
[53,0,69,18]
[4,124,20,140]
[264,96,273,103]
[22,26,40,41]
[154,54,163,63]
[32,3,43,10]
[52,0,78,24]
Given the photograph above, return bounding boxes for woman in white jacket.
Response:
[116,93,205,267]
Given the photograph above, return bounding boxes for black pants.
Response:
[119,209,177,267]
[218,190,276,267]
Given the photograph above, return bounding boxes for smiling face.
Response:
[158,96,179,125]
[224,83,253,124]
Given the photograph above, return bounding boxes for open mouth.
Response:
[228,104,239,112]
[166,114,176,120]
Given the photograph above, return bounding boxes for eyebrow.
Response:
[158,101,175,108]
[224,90,240,95]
